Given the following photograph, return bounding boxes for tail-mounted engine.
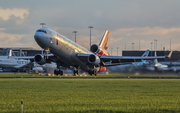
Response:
[34,54,46,65]
[88,54,100,65]
[90,44,110,56]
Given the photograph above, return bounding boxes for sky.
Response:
[0,0,180,55]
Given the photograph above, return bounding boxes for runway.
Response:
[0,76,180,79]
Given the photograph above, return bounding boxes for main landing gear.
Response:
[88,70,98,76]
[73,67,79,76]
[54,63,63,76]
[54,69,63,75]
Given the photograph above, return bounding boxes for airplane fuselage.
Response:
[0,56,31,69]
[34,28,95,72]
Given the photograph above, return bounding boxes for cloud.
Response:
[0,7,29,21]
[134,27,180,35]
[0,32,39,49]
[106,27,180,55]
[0,31,25,44]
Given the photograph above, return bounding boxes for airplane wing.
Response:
[9,54,71,68]
[77,51,172,67]
[101,51,172,64]
[100,55,166,62]
[9,54,54,60]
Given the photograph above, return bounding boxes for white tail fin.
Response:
[8,49,12,56]
[154,51,158,64]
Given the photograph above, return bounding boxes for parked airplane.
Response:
[13,27,171,76]
[0,50,33,71]
[146,51,171,71]
[107,49,150,72]
[132,49,150,66]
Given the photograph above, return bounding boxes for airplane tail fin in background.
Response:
[141,49,150,62]
[99,30,109,49]
[7,49,12,59]
[8,49,12,57]
[154,51,158,64]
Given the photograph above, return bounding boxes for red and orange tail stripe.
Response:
[99,30,109,49]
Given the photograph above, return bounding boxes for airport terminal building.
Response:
[0,48,42,56]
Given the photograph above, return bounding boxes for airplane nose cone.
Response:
[34,32,40,40]
[34,31,49,49]
[34,32,42,43]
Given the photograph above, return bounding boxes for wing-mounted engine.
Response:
[88,54,100,65]
[34,54,46,65]
[90,44,110,56]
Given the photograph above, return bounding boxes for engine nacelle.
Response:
[90,44,110,56]
[34,54,46,65]
[88,54,100,65]
[90,44,100,53]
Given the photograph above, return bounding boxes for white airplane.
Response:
[0,50,33,71]
[147,51,171,71]
[14,27,171,76]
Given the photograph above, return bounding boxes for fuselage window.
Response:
[37,30,47,34]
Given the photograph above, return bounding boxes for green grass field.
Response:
[0,78,180,113]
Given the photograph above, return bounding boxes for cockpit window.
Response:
[36,30,47,34]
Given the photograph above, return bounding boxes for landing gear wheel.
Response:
[54,70,63,76]
[54,70,58,75]
[73,70,79,76]
[59,70,63,76]
[88,70,98,76]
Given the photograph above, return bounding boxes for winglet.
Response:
[99,30,109,49]
[166,51,173,59]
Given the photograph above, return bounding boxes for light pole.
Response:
[132,43,134,50]
[139,39,140,50]
[156,40,158,50]
[117,47,119,56]
[170,37,171,51]
[40,23,46,28]
[155,39,158,51]
[154,39,157,51]
[88,26,93,47]
[111,48,113,55]
[72,31,77,43]
[151,42,153,56]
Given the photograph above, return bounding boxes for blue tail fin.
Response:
[141,49,150,62]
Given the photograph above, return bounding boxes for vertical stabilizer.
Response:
[154,51,158,64]
[99,30,109,50]
[8,49,12,56]
[141,49,150,62]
